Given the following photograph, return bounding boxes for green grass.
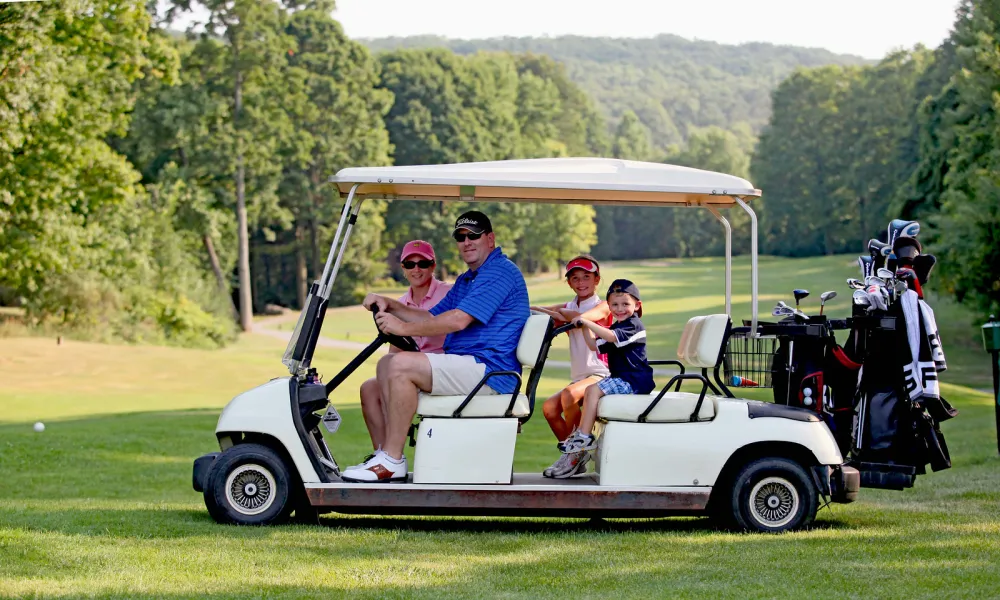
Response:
[2,255,999,598]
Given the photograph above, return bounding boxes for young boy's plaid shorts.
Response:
[598,377,634,395]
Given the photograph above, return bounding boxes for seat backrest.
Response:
[676,316,704,363]
[517,314,551,367]
[686,314,731,368]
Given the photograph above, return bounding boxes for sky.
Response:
[332,0,961,59]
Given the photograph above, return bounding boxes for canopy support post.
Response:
[706,206,731,316]
[319,184,359,300]
[732,196,757,335]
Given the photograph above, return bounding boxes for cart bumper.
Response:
[831,465,860,503]
[192,452,220,493]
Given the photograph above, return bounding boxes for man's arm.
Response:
[376,309,474,338]
[531,305,566,321]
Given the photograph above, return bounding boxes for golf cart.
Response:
[192,158,859,533]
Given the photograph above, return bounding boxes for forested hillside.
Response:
[3,0,996,348]
[363,35,867,148]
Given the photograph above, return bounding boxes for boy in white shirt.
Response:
[531,255,612,477]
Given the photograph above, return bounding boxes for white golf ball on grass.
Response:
[33,422,45,432]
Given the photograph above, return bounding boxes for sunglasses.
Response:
[401,259,434,269]
[453,232,484,243]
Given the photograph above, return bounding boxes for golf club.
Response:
[819,290,837,315]
[846,278,864,290]
[793,289,810,308]
[777,300,807,320]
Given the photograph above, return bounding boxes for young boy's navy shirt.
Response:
[595,314,655,394]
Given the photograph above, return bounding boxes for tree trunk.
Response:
[203,233,239,320]
[296,224,308,309]
[234,67,253,332]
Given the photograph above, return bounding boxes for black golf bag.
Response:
[844,303,957,489]
[767,317,861,453]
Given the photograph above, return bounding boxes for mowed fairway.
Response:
[2,255,999,598]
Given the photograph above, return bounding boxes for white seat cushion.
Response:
[417,392,530,418]
[598,392,716,423]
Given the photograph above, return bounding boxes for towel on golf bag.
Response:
[899,290,947,404]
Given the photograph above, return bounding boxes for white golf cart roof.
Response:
[331,158,760,207]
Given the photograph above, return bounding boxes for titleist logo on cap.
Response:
[456,217,479,227]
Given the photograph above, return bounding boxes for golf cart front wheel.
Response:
[727,457,817,533]
[204,443,295,525]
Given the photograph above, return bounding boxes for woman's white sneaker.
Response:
[341,451,408,483]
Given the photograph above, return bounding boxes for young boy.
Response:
[544,279,654,479]
[530,255,612,446]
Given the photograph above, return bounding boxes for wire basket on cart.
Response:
[722,327,778,388]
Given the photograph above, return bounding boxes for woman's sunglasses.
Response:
[401,259,434,269]
[453,232,483,243]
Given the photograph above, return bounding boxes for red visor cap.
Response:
[400,240,435,262]
[565,258,599,277]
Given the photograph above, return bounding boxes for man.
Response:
[342,211,529,483]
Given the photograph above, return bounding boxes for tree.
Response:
[925,0,1000,315]
[611,110,653,161]
[278,2,393,306]
[751,66,862,256]
[164,0,294,331]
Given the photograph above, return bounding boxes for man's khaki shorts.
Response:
[425,353,497,396]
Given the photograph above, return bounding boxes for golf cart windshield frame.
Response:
[284,169,760,375]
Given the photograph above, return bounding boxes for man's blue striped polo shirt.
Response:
[429,247,529,394]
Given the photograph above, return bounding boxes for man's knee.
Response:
[385,352,427,378]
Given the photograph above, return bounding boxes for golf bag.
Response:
[846,301,956,480]
[767,318,861,452]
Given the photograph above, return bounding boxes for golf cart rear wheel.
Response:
[727,457,817,533]
[204,443,294,525]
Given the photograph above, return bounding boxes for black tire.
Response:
[203,443,295,526]
[724,457,818,533]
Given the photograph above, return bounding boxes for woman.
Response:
[358,240,451,451]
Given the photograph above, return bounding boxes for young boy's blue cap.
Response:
[606,279,641,317]
[606,279,640,302]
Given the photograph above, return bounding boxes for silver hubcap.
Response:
[749,476,799,528]
[225,464,277,516]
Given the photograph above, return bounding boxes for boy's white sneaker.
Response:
[341,451,407,483]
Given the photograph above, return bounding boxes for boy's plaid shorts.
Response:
[598,377,634,395]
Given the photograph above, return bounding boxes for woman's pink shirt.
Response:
[398,277,452,353]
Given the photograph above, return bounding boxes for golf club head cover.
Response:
[887,219,920,246]
[913,254,937,286]
[868,239,891,270]
[858,255,874,279]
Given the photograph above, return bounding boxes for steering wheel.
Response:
[370,305,419,352]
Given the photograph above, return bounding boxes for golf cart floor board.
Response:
[304,474,711,517]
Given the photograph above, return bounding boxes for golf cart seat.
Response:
[600,392,717,422]
[413,314,552,484]
[415,313,549,418]
[597,314,729,423]
[595,314,730,486]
